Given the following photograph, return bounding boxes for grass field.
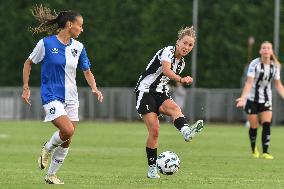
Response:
[0,121,284,189]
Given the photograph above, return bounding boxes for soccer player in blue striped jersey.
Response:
[236,41,284,160]
[135,26,204,178]
[21,5,103,184]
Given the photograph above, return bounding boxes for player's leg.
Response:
[43,116,74,184]
[45,102,79,184]
[45,121,76,184]
[260,110,273,159]
[143,113,160,179]
[39,101,73,171]
[244,100,260,158]
[159,99,203,142]
[247,114,259,158]
[135,92,160,178]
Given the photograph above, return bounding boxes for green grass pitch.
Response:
[0,121,284,189]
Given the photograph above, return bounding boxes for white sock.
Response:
[180,126,189,133]
[47,146,69,175]
[45,131,65,151]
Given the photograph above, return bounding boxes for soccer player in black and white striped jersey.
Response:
[236,41,284,160]
[135,26,204,178]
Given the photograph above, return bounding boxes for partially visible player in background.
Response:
[135,26,204,179]
[22,5,103,184]
[236,41,284,159]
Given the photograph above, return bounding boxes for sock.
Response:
[262,122,271,153]
[174,117,189,131]
[146,147,157,166]
[45,131,66,151]
[47,146,69,175]
[249,128,257,152]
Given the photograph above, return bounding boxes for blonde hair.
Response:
[272,53,281,69]
[261,41,281,69]
[177,26,196,40]
[29,4,81,35]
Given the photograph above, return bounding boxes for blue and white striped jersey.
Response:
[135,46,185,93]
[29,35,91,105]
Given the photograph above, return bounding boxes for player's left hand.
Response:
[92,89,103,102]
[181,76,193,85]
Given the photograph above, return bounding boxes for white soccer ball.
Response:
[156,151,180,175]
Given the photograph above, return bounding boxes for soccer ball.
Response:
[156,151,180,175]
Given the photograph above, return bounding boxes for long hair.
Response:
[29,4,81,35]
[271,53,281,69]
[261,41,281,69]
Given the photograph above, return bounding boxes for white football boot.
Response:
[182,120,204,142]
[38,143,51,170]
[45,174,64,184]
[147,165,160,179]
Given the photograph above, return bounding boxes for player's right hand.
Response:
[235,97,245,108]
[22,88,31,106]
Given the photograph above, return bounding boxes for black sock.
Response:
[249,128,257,152]
[262,122,271,153]
[174,117,189,131]
[146,147,157,166]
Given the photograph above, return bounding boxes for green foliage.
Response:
[0,0,283,87]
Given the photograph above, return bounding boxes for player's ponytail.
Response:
[271,53,281,70]
[29,4,81,35]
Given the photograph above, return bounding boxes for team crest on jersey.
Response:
[49,107,56,114]
[71,49,78,57]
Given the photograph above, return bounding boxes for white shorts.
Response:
[43,100,79,122]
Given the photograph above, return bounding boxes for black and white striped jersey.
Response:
[135,46,185,93]
[247,58,280,104]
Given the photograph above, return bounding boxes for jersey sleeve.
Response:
[247,61,257,78]
[28,39,45,64]
[160,47,173,63]
[78,47,91,71]
[274,65,281,80]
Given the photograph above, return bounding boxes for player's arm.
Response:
[236,76,254,107]
[161,61,193,85]
[22,58,33,106]
[83,69,103,102]
[274,79,284,99]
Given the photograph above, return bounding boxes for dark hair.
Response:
[29,4,81,34]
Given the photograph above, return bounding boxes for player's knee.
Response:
[61,126,75,140]
[149,126,159,139]
[172,105,182,115]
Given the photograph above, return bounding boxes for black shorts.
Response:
[135,91,171,115]
[244,100,272,114]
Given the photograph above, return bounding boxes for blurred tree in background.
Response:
[0,0,282,88]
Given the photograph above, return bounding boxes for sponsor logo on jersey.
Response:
[51,48,59,54]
